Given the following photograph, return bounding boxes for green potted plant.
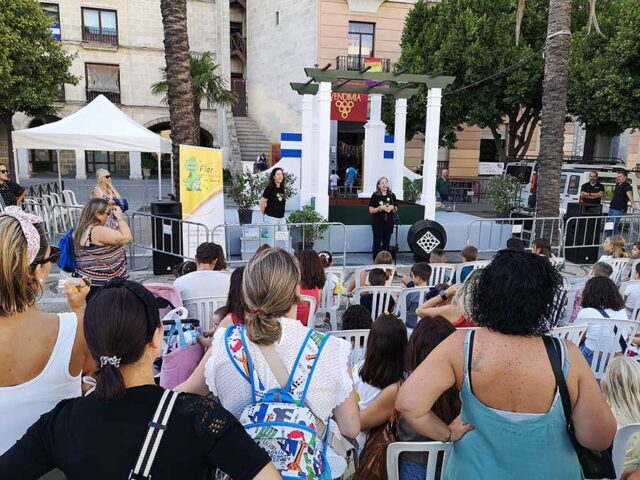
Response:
[287,204,329,251]
[225,170,265,224]
[487,175,521,217]
[141,155,156,179]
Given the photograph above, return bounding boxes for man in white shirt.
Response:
[329,170,339,197]
[174,242,230,303]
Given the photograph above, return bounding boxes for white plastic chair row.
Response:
[550,324,589,346]
[455,260,490,282]
[387,441,452,480]
[428,263,456,287]
[329,329,370,366]
[606,258,633,285]
[182,295,228,331]
[351,286,401,321]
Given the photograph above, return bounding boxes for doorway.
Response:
[231,73,247,116]
[337,121,365,186]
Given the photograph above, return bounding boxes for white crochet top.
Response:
[205,317,353,421]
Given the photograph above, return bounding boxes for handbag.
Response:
[159,308,204,390]
[352,410,398,480]
[542,336,616,479]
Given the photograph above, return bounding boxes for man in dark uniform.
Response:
[608,169,637,234]
[579,171,604,205]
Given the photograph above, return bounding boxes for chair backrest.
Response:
[573,317,640,379]
[298,294,317,327]
[560,282,585,325]
[386,441,452,480]
[428,263,456,287]
[182,295,228,331]
[549,256,565,270]
[606,258,632,284]
[329,329,370,365]
[325,266,346,285]
[353,264,396,289]
[353,286,402,321]
[612,423,640,478]
[50,192,62,205]
[455,260,490,282]
[62,189,79,206]
[396,287,434,325]
[550,325,589,346]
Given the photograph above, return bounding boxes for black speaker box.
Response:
[150,201,182,275]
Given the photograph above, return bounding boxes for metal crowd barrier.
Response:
[562,213,640,257]
[211,221,348,268]
[466,215,565,255]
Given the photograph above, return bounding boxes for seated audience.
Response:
[429,248,448,264]
[576,276,629,366]
[569,261,614,323]
[397,250,617,479]
[532,238,553,257]
[347,250,394,292]
[173,242,231,303]
[415,272,478,328]
[0,208,94,456]
[601,357,640,475]
[599,235,629,261]
[353,313,407,448]
[0,279,277,480]
[458,245,479,282]
[214,267,247,330]
[359,317,460,478]
[318,250,344,307]
[506,237,525,251]
[632,242,640,259]
[359,268,395,317]
[295,249,325,326]
[341,305,374,330]
[403,262,438,329]
[621,263,640,314]
[179,247,360,478]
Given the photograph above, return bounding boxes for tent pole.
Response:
[56,150,62,191]
[157,152,161,200]
[12,147,20,185]
[170,151,175,196]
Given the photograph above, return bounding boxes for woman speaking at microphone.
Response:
[368,176,398,261]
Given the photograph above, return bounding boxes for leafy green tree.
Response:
[0,0,77,181]
[152,52,236,141]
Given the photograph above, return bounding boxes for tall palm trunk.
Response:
[536,0,572,225]
[160,0,197,200]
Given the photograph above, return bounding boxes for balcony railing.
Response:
[335,55,391,72]
[230,32,246,61]
[86,89,120,104]
[82,26,118,45]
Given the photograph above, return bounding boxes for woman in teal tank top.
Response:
[396,250,617,480]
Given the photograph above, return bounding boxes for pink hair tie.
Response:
[2,206,43,263]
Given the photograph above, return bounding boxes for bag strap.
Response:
[596,308,627,352]
[129,390,179,480]
[542,336,574,430]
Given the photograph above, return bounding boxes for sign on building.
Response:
[330,92,368,122]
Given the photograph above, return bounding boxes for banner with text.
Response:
[331,92,368,122]
[179,145,225,258]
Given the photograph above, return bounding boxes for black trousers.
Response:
[372,225,394,261]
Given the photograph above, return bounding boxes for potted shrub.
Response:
[141,155,156,179]
[487,175,521,217]
[287,205,329,251]
[225,170,265,224]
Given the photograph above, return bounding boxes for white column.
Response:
[300,94,314,206]
[420,88,443,220]
[393,98,407,201]
[315,82,332,218]
[75,149,87,180]
[129,151,142,180]
[360,94,386,197]
[17,149,30,181]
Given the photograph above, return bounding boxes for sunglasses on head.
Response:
[32,246,60,266]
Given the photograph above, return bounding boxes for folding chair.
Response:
[352,286,401,322]
[329,329,370,365]
[182,295,228,331]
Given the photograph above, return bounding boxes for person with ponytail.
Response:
[0,279,278,480]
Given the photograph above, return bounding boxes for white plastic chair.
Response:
[549,256,565,270]
[329,329,370,365]
[386,441,452,480]
[550,325,589,346]
[606,258,633,284]
[182,295,228,331]
[428,263,456,287]
[62,189,79,206]
[455,260,490,282]
[352,286,402,321]
[317,270,344,331]
[396,287,434,326]
[574,317,640,379]
[353,264,396,289]
[612,423,640,479]
[325,266,346,285]
[298,294,317,328]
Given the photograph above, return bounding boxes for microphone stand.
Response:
[393,210,400,265]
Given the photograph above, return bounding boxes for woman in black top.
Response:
[369,176,398,261]
[259,167,286,224]
[0,279,278,480]
[0,163,26,208]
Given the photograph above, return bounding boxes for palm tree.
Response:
[159,0,197,198]
[536,0,573,221]
[151,51,236,139]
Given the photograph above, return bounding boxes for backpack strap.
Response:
[224,324,265,402]
[129,390,179,480]
[286,330,330,405]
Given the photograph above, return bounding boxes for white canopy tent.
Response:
[12,95,173,197]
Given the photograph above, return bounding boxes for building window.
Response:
[348,22,375,60]
[85,63,120,103]
[81,7,118,44]
[41,3,61,40]
[86,151,116,174]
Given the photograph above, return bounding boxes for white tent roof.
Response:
[12,95,172,153]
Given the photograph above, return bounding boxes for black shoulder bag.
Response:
[542,336,616,479]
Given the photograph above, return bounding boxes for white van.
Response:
[505,160,640,216]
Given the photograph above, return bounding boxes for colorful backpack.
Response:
[225,324,331,480]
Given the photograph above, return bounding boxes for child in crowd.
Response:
[341,305,373,330]
[347,250,394,292]
[532,238,553,257]
[458,245,478,282]
[569,262,613,323]
[359,268,395,317]
[429,248,447,264]
[632,242,640,259]
[621,262,640,314]
[600,235,629,261]
[295,250,325,326]
[318,250,345,305]
[403,263,439,329]
[506,237,525,251]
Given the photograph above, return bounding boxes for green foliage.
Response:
[487,175,521,213]
[403,177,422,203]
[569,0,640,136]
[0,0,78,119]
[226,170,298,212]
[287,204,329,243]
[151,51,236,108]
[141,155,156,170]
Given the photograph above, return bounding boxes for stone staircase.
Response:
[233,116,271,163]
